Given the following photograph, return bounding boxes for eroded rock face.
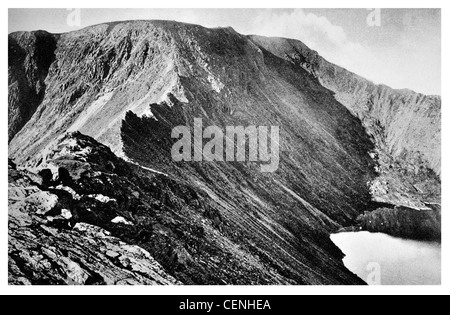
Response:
[8,31,58,142]
[8,159,180,285]
[9,222,181,285]
[9,21,188,160]
[356,205,441,241]
[248,35,440,237]
[249,35,440,174]
[249,35,440,208]
[9,132,365,285]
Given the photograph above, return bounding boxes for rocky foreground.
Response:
[9,132,364,285]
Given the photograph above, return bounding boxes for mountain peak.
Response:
[8,19,440,285]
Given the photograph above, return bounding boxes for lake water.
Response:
[330,232,441,285]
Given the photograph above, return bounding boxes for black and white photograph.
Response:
[3,3,446,297]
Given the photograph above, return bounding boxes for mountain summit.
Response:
[8,20,440,285]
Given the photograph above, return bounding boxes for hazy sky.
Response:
[9,8,441,95]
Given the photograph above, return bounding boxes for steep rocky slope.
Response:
[249,35,441,240]
[8,20,440,284]
[9,22,188,157]
[9,132,364,285]
[9,158,180,285]
[249,35,441,210]
[249,35,441,176]
[8,31,57,141]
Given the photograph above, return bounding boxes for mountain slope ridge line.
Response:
[8,19,440,285]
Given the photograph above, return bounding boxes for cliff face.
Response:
[249,35,441,212]
[249,35,440,175]
[8,20,440,285]
[8,31,58,141]
[9,22,187,158]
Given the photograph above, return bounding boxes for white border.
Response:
[2,0,447,295]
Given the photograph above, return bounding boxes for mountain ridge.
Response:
[8,20,441,285]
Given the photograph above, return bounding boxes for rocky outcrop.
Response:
[9,133,365,285]
[8,159,180,285]
[356,205,441,241]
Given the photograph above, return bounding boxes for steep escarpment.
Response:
[119,24,378,227]
[8,31,58,141]
[249,35,441,238]
[9,21,188,160]
[249,35,440,175]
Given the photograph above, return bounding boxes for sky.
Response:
[8,8,441,95]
